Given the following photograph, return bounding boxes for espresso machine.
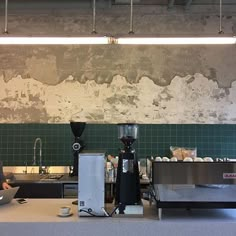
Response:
[115,123,143,215]
[70,121,86,176]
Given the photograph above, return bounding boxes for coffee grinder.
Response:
[115,123,143,215]
[70,121,86,176]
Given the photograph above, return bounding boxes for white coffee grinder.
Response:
[78,152,106,217]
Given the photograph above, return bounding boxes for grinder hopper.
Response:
[70,122,86,139]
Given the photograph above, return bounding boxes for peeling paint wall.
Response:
[0,5,236,124]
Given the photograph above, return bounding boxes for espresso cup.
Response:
[59,206,71,215]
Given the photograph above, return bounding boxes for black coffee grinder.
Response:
[70,121,86,176]
[115,123,143,215]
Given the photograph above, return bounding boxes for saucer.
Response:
[57,212,73,217]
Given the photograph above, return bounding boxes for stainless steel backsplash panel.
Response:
[152,162,236,185]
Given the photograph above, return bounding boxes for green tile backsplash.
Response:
[0,124,236,166]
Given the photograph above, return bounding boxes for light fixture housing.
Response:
[116,36,236,45]
[0,36,111,45]
[0,35,235,45]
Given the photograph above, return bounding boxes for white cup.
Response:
[162,157,170,162]
[194,157,203,162]
[183,157,193,162]
[59,206,71,215]
[170,157,178,162]
[155,156,162,162]
[204,157,213,162]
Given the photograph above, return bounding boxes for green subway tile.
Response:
[1,124,236,165]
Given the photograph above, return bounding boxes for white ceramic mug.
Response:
[155,156,162,162]
[59,206,71,215]
[183,157,193,162]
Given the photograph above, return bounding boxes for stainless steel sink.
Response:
[12,173,43,182]
[40,174,64,181]
[8,173,64,182]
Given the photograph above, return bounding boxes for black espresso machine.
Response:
[69,121,86,176]
[115,123,143,215]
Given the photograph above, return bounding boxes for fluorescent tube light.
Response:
[0,36,110,45]
[116,37,236,45]
[0,36,235,45]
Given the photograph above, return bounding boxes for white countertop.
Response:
[1,199,236,236]
[0,198,159,222]
[0,199,79,222]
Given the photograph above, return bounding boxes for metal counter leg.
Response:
[158,208,162,220]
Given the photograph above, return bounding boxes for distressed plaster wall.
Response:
[0,4,236,124]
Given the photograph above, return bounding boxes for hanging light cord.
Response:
[92,0,97,34]
[129,0,134,34]
[219,0,223,34]
[4,0,8,34]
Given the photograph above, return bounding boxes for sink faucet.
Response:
[23,161,28,174]
[33,137,43,174]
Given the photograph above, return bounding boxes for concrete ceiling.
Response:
[1,0,236,14]
[113,0,236,9]
[114,0,236,5]
[5,0,236,8]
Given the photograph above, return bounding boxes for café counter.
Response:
[1,199,236,236]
